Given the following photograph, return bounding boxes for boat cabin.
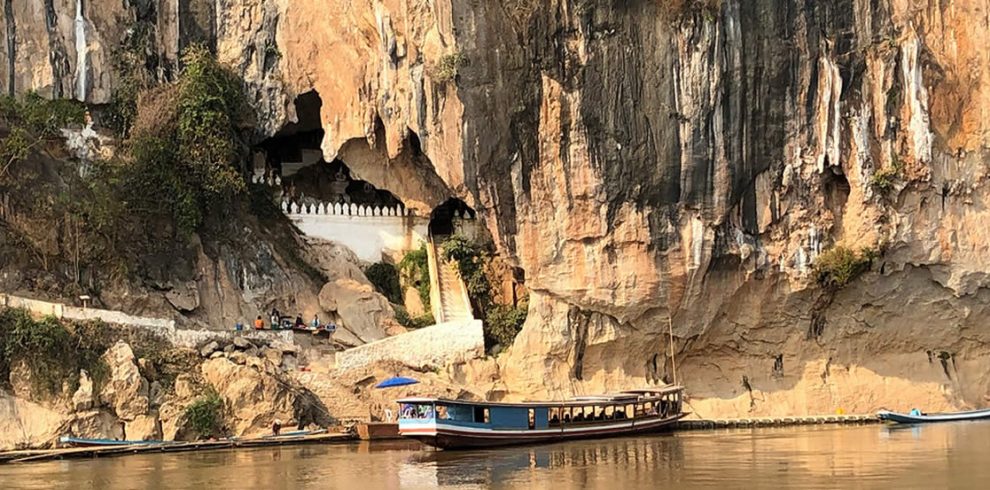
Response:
[396,386,684,449]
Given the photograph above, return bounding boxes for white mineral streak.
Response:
[74,0,88,101]
[901,30,933,164]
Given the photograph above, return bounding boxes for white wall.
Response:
[285,202,428,263]
[0,294,293,348]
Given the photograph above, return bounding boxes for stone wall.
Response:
[334,320,484,372]
[0,294,293,348]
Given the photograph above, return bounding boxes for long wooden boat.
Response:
[397,385,685,450]
[59,436,175,448]
[878,408,990,424]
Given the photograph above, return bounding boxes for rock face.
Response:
[200,357,299,436]
[100,341,150,420]
[5,0,990,416]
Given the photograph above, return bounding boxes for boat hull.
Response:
[878,408,990,424]
[401,413,685,450]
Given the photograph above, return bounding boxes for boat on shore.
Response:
[59,437,175,448]
[878,408,990,424]
[397,385,685,450]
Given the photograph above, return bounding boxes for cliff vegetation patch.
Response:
[813,245,878,289]
[0,308,108,398]
[430,52,468,83]
[184,387,227,439]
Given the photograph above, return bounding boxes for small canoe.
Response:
[877,408,990,424]
[59,436,174,447]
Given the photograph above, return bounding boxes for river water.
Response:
[2,423,989,489]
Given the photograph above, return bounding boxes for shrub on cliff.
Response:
[813,246,878,288]
[398,245,431,310]
[366,262,402,304]
[185,388,226,439]
[0,308,109,398]
[485,304,528,348]
[430,52,468,83]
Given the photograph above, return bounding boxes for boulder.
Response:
[125,414,162,441]
[261,348,283,367]
[72,370,95,412]
[174,375,197,400]
[272,341,299,355]
[233,337,255,350]
[210,351,224,359]
[227,352,249,366]
[68,410,124,441]
[100,341,150,421]
[281,354,298,371]
[199,341,221,358]
[165,281,200,312]
[319,277,396,345]
[199,357,314,436]
[223,343,237,354]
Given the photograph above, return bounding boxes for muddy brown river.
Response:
[2,423,988,489]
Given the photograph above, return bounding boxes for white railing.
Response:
[282,200,410,218]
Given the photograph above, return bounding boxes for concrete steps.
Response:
[428,237,473,323]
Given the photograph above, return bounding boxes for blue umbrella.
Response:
[375,376,419,389]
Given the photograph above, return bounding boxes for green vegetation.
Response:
[813,246,878,288]
[184,388,225,439]
[484,304,528,348]
[0,93,86,177]
[869,154,903,193]
[394,308,435,330]
[366,262,402,304]
[398,245,431,311]
[672,0,722,22]
[0,308,108,398]
[431,52,468,83]
[440,235,492,308]
[440,235,527,349]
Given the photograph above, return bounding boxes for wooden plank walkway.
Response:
[677,414,880,430]
[0,432,355,464]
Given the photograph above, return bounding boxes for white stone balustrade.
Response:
[280,200,418,219]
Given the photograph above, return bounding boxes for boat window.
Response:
[399,403,435,420]
[473,406,490,423]
[605,406,615,420]
[549,408,560,426]
[528,409,535,430]
[562,407,572,423]
[437,405,449,420]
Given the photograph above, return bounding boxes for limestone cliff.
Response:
[4,0,990,416]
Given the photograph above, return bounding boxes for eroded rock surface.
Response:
[3,0,990,418]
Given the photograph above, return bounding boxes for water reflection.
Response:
[3,424,990,489]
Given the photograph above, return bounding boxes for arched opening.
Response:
[252,90,407,211]
[429,198,475,237]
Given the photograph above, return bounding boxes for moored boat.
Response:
[878,408,990,424]
[397,385,685,450]
[59,436,174,447]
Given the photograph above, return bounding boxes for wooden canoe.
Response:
[877,408,990,424]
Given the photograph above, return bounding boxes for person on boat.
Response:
[254,316,265,330]
[272,419,282,436]
[295,314,304,328]
[311,314,320,329]
[270,308,280,329]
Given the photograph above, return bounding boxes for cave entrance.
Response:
[253,90,405,210]
[429,198,475,237]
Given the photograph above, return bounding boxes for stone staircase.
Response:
[427,238,474,323]
[437,259,472,322]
